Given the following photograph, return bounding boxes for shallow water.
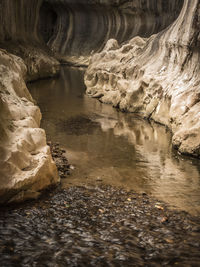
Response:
[28,67,200,215]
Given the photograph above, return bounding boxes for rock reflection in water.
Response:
[28,67,200,215]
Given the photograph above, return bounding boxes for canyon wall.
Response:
[85,0,200,157]
[0,0,60,81]
[0,49,59,203]
[40,0,183,60]
[0,0,60,203]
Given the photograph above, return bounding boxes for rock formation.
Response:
[85,0,200,157]
[40,0,183,64]
[0,0,60,203]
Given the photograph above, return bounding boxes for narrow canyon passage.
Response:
[1,0,200,265]
[28,67,200,216]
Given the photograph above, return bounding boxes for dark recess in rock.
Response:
[39,2,58,43]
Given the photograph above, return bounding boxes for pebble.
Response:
[49,142,71,178]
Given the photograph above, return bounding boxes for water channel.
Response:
[28,67,200,216]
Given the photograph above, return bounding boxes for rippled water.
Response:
[28,67,200,215]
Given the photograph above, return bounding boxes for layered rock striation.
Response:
[40,0,183,60]
[85,0,200,157]
[0,0,60,81]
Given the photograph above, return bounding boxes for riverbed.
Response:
[1,67,200,266]
[29,66,200,216]
[28,66,200,216]
[1,182,200,266]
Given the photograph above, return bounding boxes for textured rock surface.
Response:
[0,49,59,203]
[40,0,183,61]
[0,0,60,203]
[1,44,60,82]
[85,0,200,157]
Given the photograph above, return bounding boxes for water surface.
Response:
[28,67,200,216]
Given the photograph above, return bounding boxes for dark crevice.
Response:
[39,2,58,43]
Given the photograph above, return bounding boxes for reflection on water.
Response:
[28,67,200,215]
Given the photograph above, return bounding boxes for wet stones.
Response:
[48,142,70,179]
[0,184,199,266]
[55,115,100,135]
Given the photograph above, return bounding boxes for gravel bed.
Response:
[0,184,200,266]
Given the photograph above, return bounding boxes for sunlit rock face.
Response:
[0,0,60,203]
[40,0,183,57]
[0,50,59,203]
[85,0,200,157]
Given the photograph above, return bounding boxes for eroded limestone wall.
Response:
[0,49,60,203]
[40,0,183,57]
[85,0,200,157]
[0,0,60,203]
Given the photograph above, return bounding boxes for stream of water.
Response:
[28,66,200,216]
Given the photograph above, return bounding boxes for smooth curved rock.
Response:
[85,0,200,157]
[40,0,183,60]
